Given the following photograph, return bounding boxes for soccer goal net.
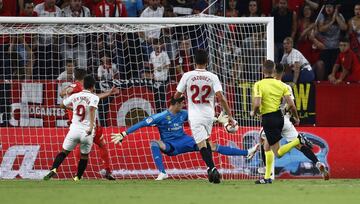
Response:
[0,16,273,180]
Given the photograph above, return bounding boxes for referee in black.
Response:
[252,60,308,184]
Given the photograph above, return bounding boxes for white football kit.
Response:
[62,90,99,154]
[176,69,223,143]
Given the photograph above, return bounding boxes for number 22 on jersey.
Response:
[190,85,211,104]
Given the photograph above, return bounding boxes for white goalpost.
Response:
[0,16,274,180]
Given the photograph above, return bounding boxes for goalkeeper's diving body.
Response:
[111,96,259,181]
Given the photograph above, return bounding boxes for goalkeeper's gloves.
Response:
[215,111,229,124]
[111,131,127,144]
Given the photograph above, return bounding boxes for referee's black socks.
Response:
[200,147,215,170]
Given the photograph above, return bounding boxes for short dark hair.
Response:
[275,63,285,74]
[170,95,185,105]
[195,49,208,65]
[263,60,275,71]
[73,68,87,81]
[83,75,96,90]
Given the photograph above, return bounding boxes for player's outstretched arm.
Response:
[97,86,119,99]
[60,86,74,98]
[111,116,157,144]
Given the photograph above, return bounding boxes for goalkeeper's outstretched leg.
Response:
[148,138,259,181]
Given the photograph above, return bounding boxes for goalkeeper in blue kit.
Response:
[111,96,258,180]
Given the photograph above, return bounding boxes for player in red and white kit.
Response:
[174,49,235,184]
[59,69,118,180]
[44,75,99,181]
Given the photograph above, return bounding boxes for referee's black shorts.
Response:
[261,110,284,146]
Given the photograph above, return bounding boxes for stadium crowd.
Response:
[0,0,359,85]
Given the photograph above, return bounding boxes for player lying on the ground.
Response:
[257,64,329,180]
[44,76,99,181]
[60,68,118,180]
[111,96,259,180]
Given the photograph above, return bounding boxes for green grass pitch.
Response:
[1,179,360,204]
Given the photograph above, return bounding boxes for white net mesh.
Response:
[0,16,271,180]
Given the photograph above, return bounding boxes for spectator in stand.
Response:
[150,39,170,82]
[122,0,143,17]
[140,0,164,60]
[20,1,39,16]
[8,32,36,79]
[62,0,91,17]
[57,59,75,80]
[328,37,360,84]
[18,0,45,14]
[318,0,348,78]
[149,39,170,112]
[348,3,360,59]
[34,0,62,16]
[94,0,127,17]
[97,53,119,80]
[272,0,297,62]
[296,4,326,80]
[242,0,265,17]
[281,37,315,83]
[225,0,239,17]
